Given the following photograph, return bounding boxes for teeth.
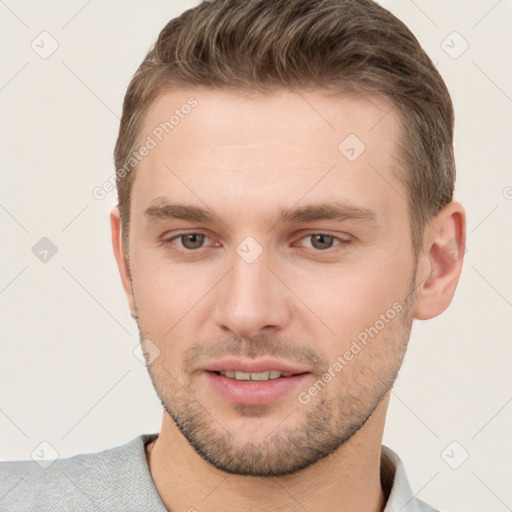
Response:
[219,370,294,381]
[250,371,271,381]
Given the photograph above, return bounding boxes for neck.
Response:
[146,397,390,512]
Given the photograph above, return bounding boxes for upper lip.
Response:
[204,358,309,374]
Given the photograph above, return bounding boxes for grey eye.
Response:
[309,234,336,250]
[179,233,206,250]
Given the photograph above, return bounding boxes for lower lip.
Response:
[205,371,310,405]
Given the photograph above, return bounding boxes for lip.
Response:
[204,358,309,375]
[203,358,311,406]
[205,372,310,405]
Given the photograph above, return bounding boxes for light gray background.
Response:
[1,1,511,511]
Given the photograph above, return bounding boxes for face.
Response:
[123,88,417,476]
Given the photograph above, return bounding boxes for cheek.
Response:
[131,257,217,376]
[130,250,217,335]
[294,254,413,351]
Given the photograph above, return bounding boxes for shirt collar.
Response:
[381,445,439,511]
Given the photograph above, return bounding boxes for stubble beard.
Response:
[135,285,416,477]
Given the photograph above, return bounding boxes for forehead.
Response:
[140,86,399,154]
[131,87,406,224]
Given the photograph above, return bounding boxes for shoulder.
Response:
[0,433,163,512]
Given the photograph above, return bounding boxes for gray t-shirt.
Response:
[0,433,439,511]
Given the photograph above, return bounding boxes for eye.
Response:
[298,233,348,250]
[168,233,211,250]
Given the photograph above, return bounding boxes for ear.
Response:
[414,201,466,320]
[110,207,136,318]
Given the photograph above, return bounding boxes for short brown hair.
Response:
[114,0,455,254]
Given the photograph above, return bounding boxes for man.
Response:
[1,0,466,510]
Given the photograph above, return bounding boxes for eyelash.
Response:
[163,231,350,252]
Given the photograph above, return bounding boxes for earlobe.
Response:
[110,207,136,317]
[413,201,466,320]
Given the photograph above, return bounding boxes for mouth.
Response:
[203,359,311,405]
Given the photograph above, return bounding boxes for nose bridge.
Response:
[214,244,289,337]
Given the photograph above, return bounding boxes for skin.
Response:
[111,88,466,511]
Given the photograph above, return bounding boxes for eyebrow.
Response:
[145,202,220,224]
[278,202,377,224]
[144,199,377,226]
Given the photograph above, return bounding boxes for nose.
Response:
[213,248,292,339]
